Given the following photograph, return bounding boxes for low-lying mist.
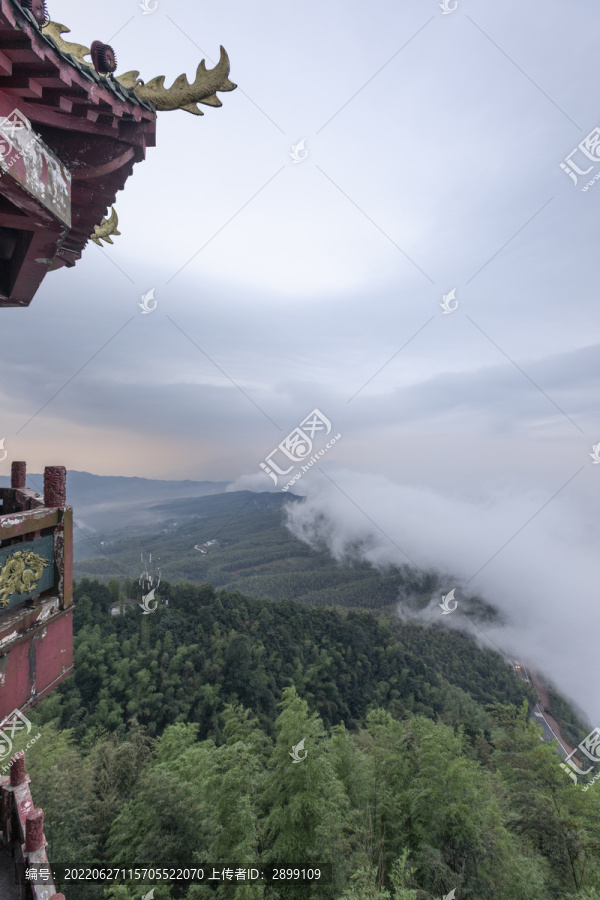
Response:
[283,467,598,726]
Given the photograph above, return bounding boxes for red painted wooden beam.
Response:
[71,146,135,180]
[0,48,12,76]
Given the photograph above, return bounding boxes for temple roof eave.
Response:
[3,0,157,116]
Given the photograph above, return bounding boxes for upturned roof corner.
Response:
[0,0,237,306]
[43,21,237,116]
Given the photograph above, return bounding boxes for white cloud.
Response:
[285,467,600,723]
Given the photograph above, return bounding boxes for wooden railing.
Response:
[0,750,64,899]
[0,463,72,615]
[0,463,73,720]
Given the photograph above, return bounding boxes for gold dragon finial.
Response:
[117,46,237,115]
[90,207,121,246]
[44,22,236,115]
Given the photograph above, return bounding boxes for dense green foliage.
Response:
[41,578,530,740]
[13,579,598,900]
[545,684,590,750]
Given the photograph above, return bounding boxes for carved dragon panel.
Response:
[0,535,54,608]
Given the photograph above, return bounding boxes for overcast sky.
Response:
[1,0,599,720]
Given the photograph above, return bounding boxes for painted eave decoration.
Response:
[0,0,236,307]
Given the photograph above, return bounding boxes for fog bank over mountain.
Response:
[283,467,598,725]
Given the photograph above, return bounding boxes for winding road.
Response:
[512,660,575,761]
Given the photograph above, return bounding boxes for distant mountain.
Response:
[0,469,230,544]
[0,469,230,506]
[74,488,303,573]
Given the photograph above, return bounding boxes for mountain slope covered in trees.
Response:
[11,579,597,900]
[73,491,498,620]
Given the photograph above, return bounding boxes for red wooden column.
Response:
[44,466,66,508]
[11,461,26,490]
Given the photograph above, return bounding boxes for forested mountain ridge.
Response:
[12,578,598,900]
[73,490,500,621]
[42,578,533,738]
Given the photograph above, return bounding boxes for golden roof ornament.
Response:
[43,22,236,115]
[117,47,236,115]
[90,208,121,246]
[41,19,237,247]
[43,22,90,65]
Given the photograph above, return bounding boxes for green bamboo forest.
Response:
[12,577,600,900]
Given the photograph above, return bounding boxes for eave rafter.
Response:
[0,6,156,131]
